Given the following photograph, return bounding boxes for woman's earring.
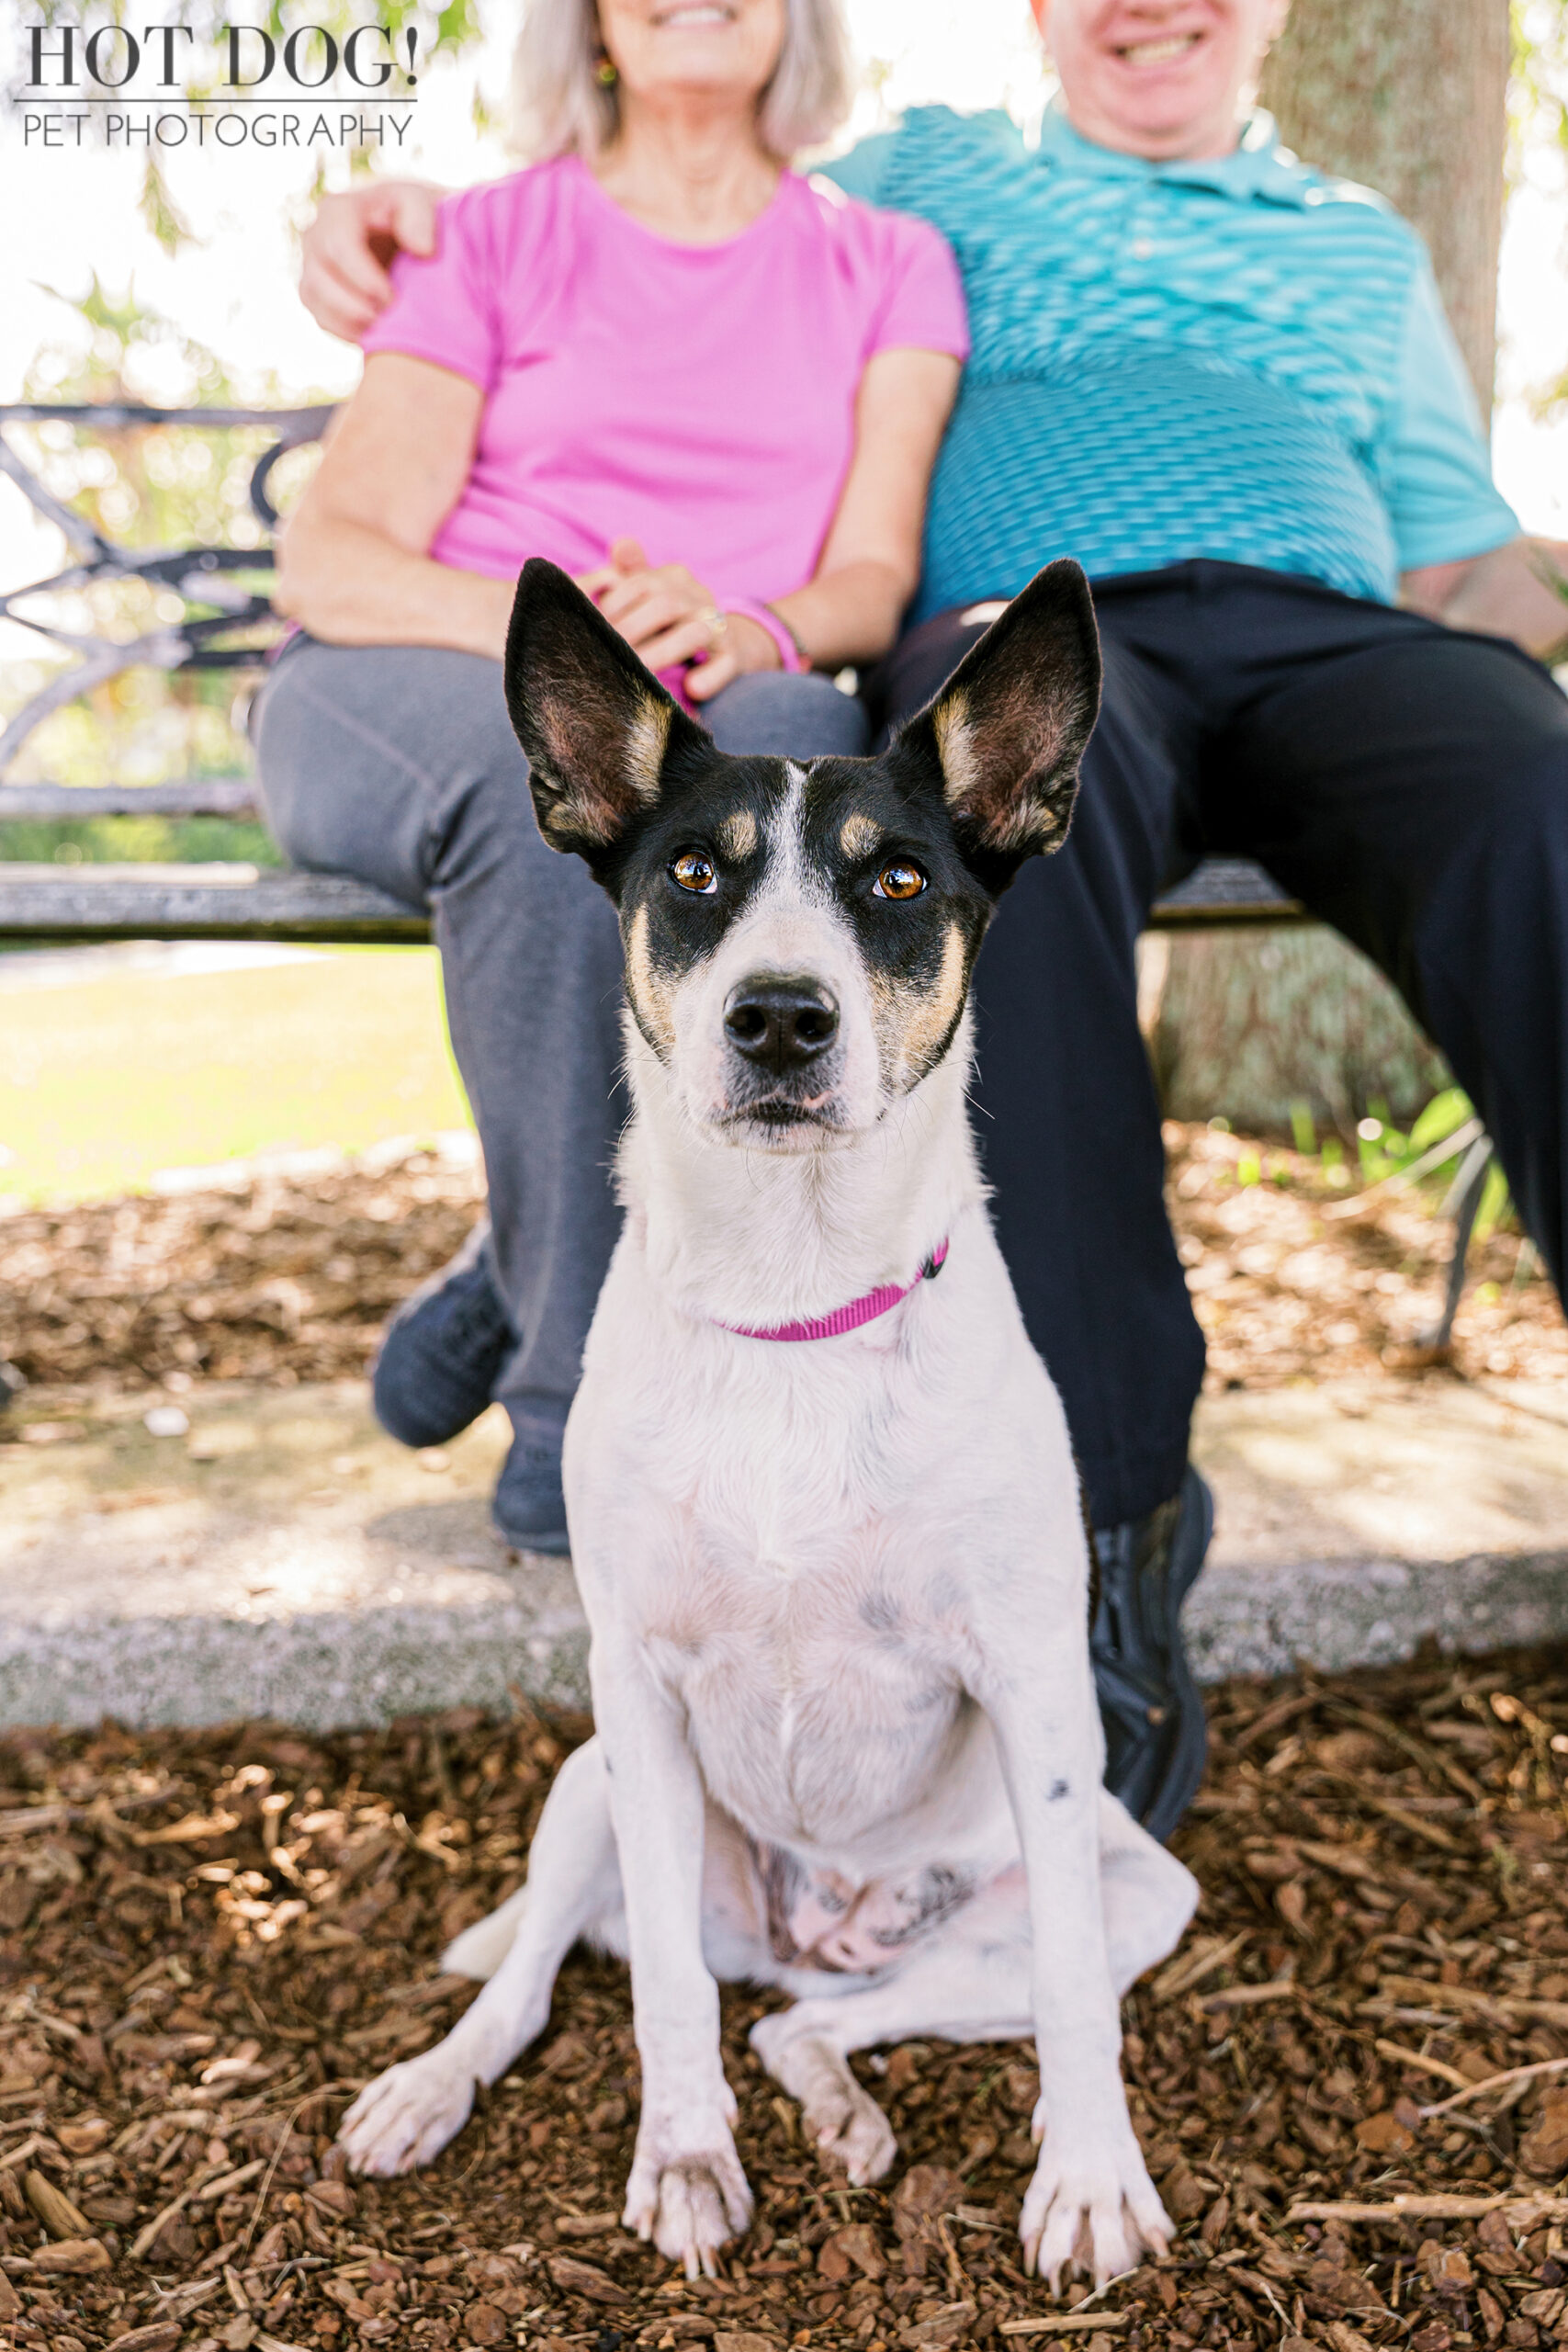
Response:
[595,52,617,85]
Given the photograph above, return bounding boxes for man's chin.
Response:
[1094,53,1220,132]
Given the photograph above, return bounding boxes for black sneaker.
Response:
[492,1416,570,1556]
[372,1220,515,1450]
[1090,1465,1213,1842]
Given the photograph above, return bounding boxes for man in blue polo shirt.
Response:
[296,0,1568,1841]
[817,0,1568,1841]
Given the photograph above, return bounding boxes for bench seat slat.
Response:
[0,780,259,820]
[1149,857,1304,926]
[0,864,426,944]
[0,854,1303,944]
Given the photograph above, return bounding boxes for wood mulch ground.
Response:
[0,1124,1563,1400]
[4,1652,1568,2352]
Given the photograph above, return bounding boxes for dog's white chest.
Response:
[649,1533,987,1856]
[570,1205,1069,1871]
[615,1326,1015,1859]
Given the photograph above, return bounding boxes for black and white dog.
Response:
[338,559,1198,2290]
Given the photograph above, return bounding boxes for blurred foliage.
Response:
[1511,0,1568,168]
[1357,1087,1514,1240]
[138,153,197,256]
[20,271,316,539]
[3,278,326,808]
[1511,1,1568,419]
[0,814,281,865]
[1235,1085,1517,1233]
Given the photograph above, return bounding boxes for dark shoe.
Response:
[372,1220,515,1449]
[1090,1464,1213,1842]
[492,1417,570,1556]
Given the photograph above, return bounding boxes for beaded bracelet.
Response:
[725,596,808,674]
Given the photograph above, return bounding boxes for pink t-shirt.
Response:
[360,154,969,609]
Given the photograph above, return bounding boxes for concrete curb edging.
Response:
[2,1377,1565,1731]
[0,1569,592,1735]
[1183,1547,1568,1686]
[5,1544,1567,1737]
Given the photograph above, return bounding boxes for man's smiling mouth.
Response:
[1114,32,1203,65]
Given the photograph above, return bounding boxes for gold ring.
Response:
[699,607,727,644]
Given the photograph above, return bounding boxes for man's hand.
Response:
[576,538,784,700]
[1403,536,1568,666]
[299,180,444,343]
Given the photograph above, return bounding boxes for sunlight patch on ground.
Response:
[0,944,471,1204]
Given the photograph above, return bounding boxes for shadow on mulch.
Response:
[3,1649,1568,2352]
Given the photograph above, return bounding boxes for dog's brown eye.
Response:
[671,851,717,895]
[874,860,927,901]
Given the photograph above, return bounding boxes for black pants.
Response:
[877,560,1568,1530]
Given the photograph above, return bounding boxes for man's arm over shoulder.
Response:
[299,179,447,344]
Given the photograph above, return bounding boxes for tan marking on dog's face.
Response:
[868,919,969,1091]
[626,692,673,803]
[839,812,881,862]
[625,901,676,1057]
[716,808,759,862]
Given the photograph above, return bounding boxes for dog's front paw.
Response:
[623,2102,753,2280]
[1018,2123,1171,2290]
[337,2051,477,2177]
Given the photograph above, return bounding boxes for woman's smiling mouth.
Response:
[651,4,739,26]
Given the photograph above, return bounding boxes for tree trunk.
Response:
[1148,0,1511,1144]
[1258,0,1510,409]
[1143,928,1451,1140]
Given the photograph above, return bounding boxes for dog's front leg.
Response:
[979,1641,1170,2292]
[592,1631,752,2279]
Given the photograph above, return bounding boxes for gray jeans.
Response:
[254,639,868,1444]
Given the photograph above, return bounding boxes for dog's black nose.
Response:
[724,976,840,1071]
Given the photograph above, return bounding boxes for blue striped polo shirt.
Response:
[821,104,1518,622]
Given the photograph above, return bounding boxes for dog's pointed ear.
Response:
[898,560,1101,880]
[504,557,705,860]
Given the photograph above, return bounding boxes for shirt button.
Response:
[1131,236,1154,259]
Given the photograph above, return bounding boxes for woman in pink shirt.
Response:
[257,0,968,1551]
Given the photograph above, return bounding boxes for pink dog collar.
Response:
[719,1240,949,1343]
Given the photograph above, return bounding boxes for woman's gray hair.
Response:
[508,0,854,163]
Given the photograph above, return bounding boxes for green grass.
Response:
[0,947,471,1204]
[0,815,282,867]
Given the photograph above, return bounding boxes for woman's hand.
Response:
[299,180,445,343]
[577,538,783,701]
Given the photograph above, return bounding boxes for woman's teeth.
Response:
[1116,33,1201,64]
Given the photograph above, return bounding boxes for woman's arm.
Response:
[769,345,962,675]
[273,354,513,658]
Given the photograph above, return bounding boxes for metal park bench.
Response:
[0,401,1494,1340]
